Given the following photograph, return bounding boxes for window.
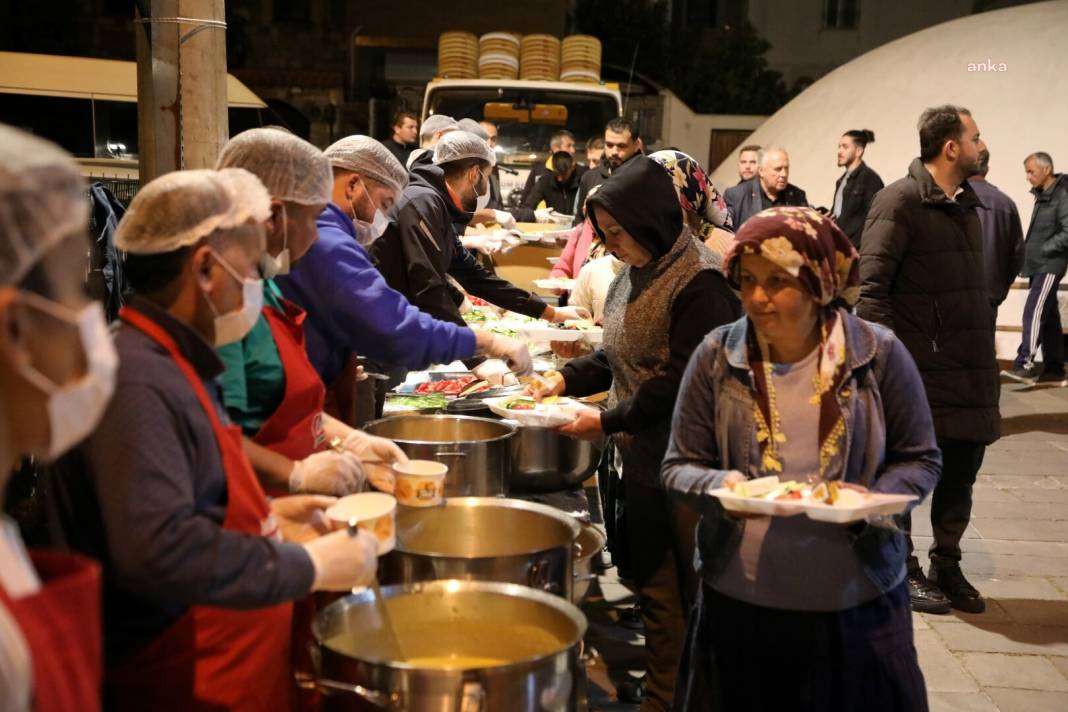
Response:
[823,0,859,29]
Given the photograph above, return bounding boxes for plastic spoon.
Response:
[347,517,407,662]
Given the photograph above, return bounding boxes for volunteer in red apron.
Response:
[46,168,380,712]
[0,125,116,712]
[213,128,408,499]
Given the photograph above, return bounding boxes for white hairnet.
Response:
[420,114,459,140]
[323,135,408,196]
[115,168,271,255]
[456,118,489,141]
[0,123,88,285]
[433,131,497,167]
[215,128,332,206]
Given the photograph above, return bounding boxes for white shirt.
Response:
[570,256,623,324]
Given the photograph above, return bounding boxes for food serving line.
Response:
[298,276,610,709]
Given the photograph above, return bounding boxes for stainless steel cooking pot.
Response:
[381,497,580,598]
[307,579,587,711]
[362,415,515,497]
[507,426,603,493]
[572,523,607,604]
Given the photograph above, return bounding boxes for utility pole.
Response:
[135,1,229,184]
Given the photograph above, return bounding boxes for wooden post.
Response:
[135,0,229,184]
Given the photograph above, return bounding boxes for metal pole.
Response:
[135,0,229,184]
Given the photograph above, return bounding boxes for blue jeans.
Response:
[1015,273,1065,375]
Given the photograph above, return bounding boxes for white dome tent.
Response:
[710,0,1068,359]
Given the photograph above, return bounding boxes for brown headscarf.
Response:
[724,207,860,476]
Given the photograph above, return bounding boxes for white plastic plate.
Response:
[534,278,576,291]
[709,488,917,524]
[520,324,604,343]
[484,395,585,428]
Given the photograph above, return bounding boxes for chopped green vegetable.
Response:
[384,393,448,411]
[463,309,488,323]
[488,325,518,338]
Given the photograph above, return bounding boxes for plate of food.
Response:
[483,394,587,428]
[709,476,918,524]
[383,393,448,415]
[533,277,576,291]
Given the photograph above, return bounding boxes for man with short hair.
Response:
[858,105,997,615]
[736,144,760,183]
[406,114,459,168]
[968,149,1024,318]
[586,135,605,170]
[382,110,418,166]
[1002,151,1068,386]
[372,131,589,329]
[572,117,643,225]
[521,150,582,216]
[478,120,507,210]
[521,128,580,202]
[833,129,884,249]
[724,146,808,228]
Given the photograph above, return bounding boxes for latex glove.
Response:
[289,450,365,496]
[557,407,603,442]
[493,210,517,229]
[271,495,336,544]
[461,234,504,256]
[473,359,519,386]
[303,528,379,591]
[549,305,593,323]
[474,330,533,376]
[534,208,555,224]
[340,430,408,494]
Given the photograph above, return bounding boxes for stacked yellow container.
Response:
[478,32,520,80]
[438,32,478,79]
[519,34,561,81]
[560,35,602,83]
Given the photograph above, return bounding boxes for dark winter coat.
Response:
[856,158,1000,445]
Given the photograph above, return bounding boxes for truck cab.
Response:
[422,78,622,208]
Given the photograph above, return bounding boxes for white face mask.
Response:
[206,250,264,346]
[350,182,390,247]
[474,170,491,212]
[260,203,291,278]
[16,295,118,460]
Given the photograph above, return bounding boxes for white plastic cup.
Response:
[393,460,448,508]
[326,492,397,554]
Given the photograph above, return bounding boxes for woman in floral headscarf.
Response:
[647,149,735,261]
[662,207,940,712]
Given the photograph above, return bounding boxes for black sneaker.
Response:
[908,570,951,614]
[1036,372,1068,387]
[1001,365,1038,384]
[930,565,986,614]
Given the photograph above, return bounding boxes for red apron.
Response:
[0,551,102,712]
[107,306,294,712]
[250,300,329,712]
[252,301,327,466]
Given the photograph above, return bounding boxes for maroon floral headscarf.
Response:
[724,207,860,476]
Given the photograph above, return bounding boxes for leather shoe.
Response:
[908,570,951,614]
[930,565,986,614]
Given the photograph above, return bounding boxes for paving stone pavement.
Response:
[582,381,1068,710]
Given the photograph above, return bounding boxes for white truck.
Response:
[421,78,623,208]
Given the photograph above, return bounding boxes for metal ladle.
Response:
[348,517,407,662]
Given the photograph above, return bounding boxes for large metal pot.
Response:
[362,415,515,497]
[572,523,607,604]
[381,497,580,599]
[508,426,603,493]
[309,580,587,711]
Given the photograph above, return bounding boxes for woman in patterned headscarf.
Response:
[647,149,735,262]
[662,207,941,712]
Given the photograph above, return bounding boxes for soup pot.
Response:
[306,579,588,711]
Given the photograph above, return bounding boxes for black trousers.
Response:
[1014,272,1065,374]
[905,439,986,572]
[623,477,700,712]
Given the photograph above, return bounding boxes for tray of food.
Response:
[483,395,588,428]
[415,374,480,396]
[382,393,449,415]
[708,476,918,524]
[519,320,603,344]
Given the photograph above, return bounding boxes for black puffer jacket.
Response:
[856,158,1000,445]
